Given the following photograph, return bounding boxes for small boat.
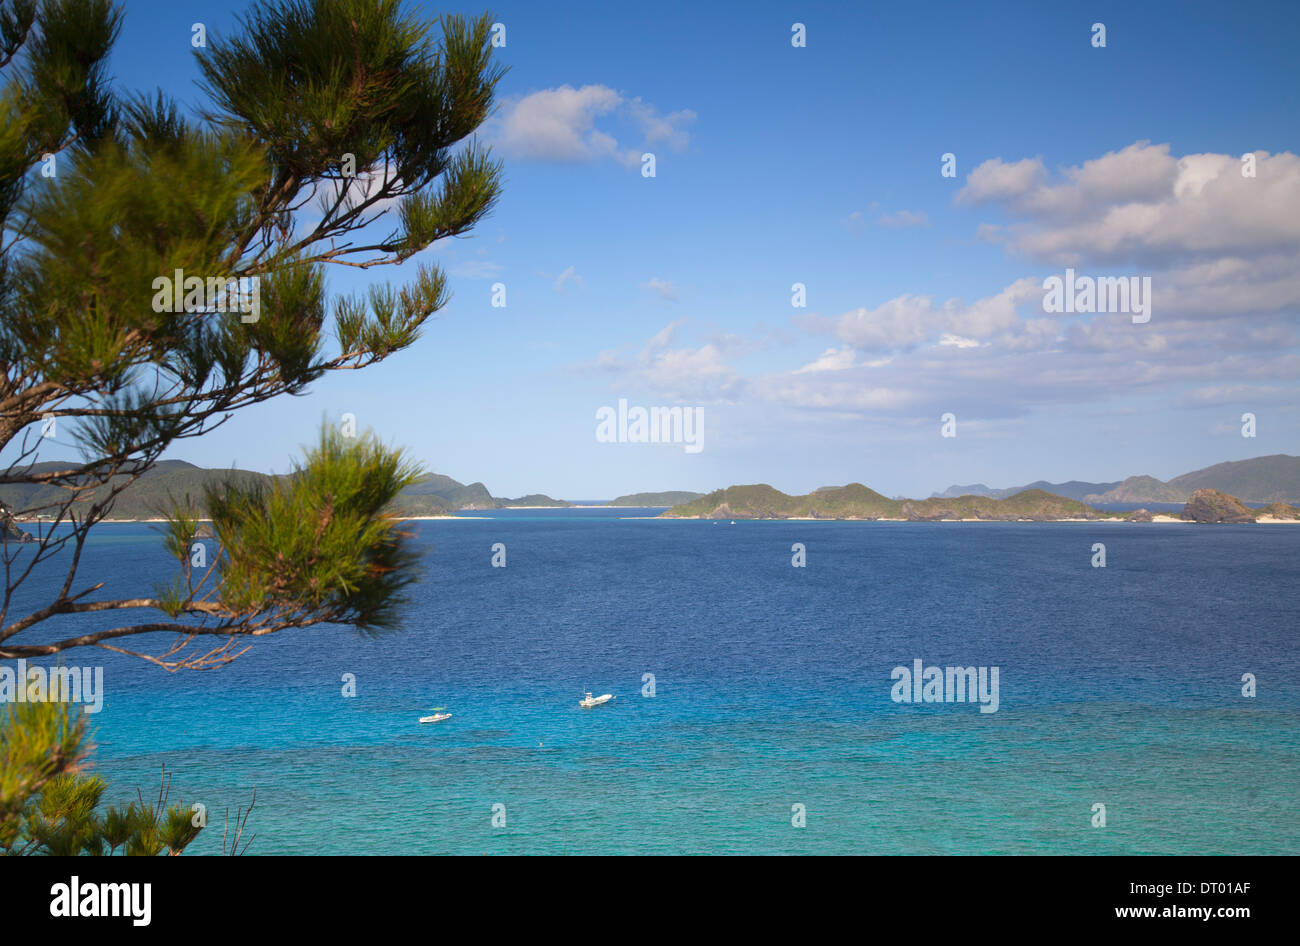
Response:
[420,707,452,723]
[579,691,614,709]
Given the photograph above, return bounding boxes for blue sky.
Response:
[64,0,1300,497]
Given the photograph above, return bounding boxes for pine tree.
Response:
[0,0,501,844]
[1,699,253,855]
[0,0,505,669]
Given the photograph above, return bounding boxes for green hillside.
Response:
[933,479,1120,501]
[901,489,1100,520]
[663,485,1101,520]
[1169,454,1300,503]
[0,463,573,519]
[1084,475,1188,504]
[1259,502,1300,519]
[799,483,901,518]
[934,455,1300,505]
[609,491,705,506]
[0,461,272,520]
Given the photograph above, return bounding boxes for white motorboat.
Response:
[420,708,452,723]
[579,691,614,708]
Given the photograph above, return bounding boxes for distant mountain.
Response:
[0,464,571,519]
[609,491,704,507]
[1169,455,1300,503]
[399,474,570,510]
[10,452,1293,521]
[932,479,1120,502]
[0,460,273,521]
[662,484,1103,521]
[1083,475,1188,504]
[930,483,998,498]
[500,494,570,507]
[935,455,1300,505]
[402,474,498,510]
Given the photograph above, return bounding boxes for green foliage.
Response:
[0,700,210,856]
[0,0,503,667]
[191,424,422,631]
[0,699,88,849]
[18,768,205,857]
[0,0,120,230]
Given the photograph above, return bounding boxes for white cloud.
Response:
[957,142,1300,268]
[795,347,856,373]
[830,279,1043,352]
[586,142,1300,426]
[489,84,695,168]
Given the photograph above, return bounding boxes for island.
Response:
[608,491,705,507]
[661,484,1300,523]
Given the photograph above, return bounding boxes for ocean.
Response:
[6,510,1298,854]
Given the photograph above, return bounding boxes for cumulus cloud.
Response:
[590,142,1300,424]
[957,142,1300,268]
[590,321,746,401]
[829,279,1044,352]
[775,139,1300,416]
[488,84,695,168]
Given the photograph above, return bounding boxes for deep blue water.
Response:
[4,511,1298,854]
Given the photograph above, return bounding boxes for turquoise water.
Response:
[7,513,1299,854]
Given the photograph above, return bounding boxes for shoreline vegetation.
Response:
[657,485,1300,524]
[2,455,1298,531]
[6,488,1298,530]
[6,454,1299,525]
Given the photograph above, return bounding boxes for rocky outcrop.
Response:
[1128,508,1154,522]
[1179,489,1256,523]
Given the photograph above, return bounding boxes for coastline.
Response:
[654,514,1299,523]
[19,513,1299,525]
